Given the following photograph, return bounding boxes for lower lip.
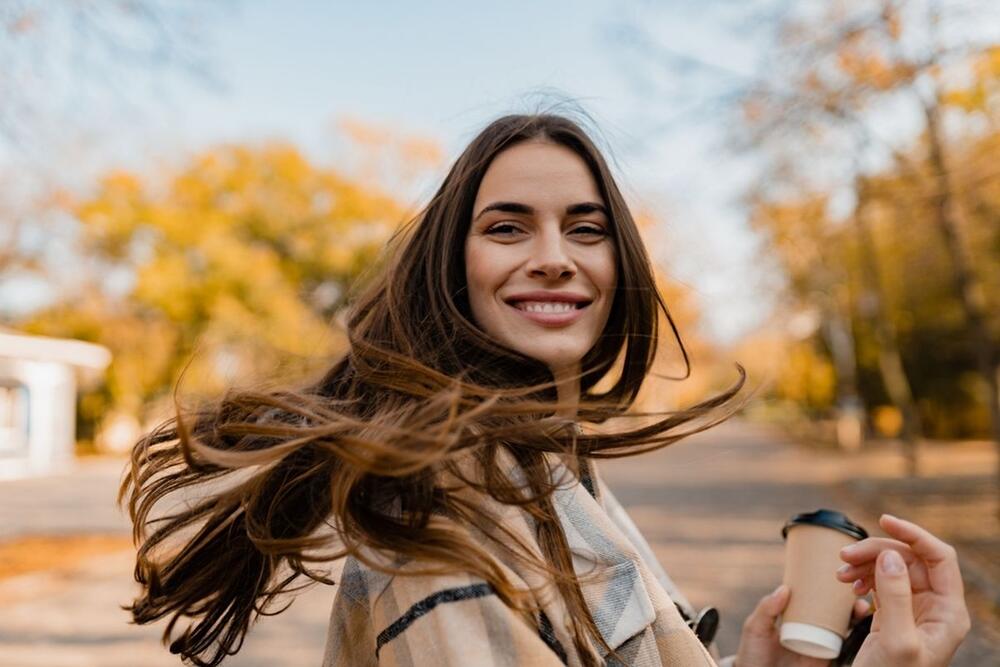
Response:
[506,302,589,327]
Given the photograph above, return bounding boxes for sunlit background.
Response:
[1,1,998,665]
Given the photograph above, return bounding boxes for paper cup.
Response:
[779,509,868,659]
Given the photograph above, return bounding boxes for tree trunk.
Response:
[923,100,1000,492]
[853,179,922,475]
[822,292,865,453]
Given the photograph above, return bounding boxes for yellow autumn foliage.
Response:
[22,138,427,440]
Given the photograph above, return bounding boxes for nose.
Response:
[527,227,576,280]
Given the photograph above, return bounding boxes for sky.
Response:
[3,0,778,344]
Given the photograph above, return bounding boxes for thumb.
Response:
[743,584,788,636]
[873,549,916,639]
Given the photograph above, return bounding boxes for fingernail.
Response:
[840,544,857,555]
[837,564,851,575]
[881,550,905,574]
[881,513,898,522]
[771,583,786,597]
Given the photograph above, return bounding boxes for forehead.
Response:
[473,141,603,210]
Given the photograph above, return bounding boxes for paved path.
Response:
[598,420,999,664]
[0,420,996,665]
[0,458,340,666]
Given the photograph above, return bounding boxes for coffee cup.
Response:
[779,509,868,659]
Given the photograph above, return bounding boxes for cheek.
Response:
[595,248,617,298]
[592,251,617,324]
[464,244,498,316]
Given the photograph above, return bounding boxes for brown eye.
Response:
[485,223,522,236]
[572,225,607,237]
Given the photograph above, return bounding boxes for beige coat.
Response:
[322,448,733,666]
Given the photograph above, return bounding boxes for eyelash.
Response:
[485,223,608,237]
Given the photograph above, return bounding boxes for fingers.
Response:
[878,514,951,561]
[742,584,788,637]
[837,554,908,595]
[836,561,872,582]
[837,561,892,595]
[878,514,965,594]
[853,575,875,597]
[839,536,912,566]
[839,514,962,595]
[871,549,922,661]
[852,597,872,620]
[838,513,972,661]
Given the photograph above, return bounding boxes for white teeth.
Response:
[515,301,576,313]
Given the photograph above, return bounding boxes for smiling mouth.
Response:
[505,299,592,313]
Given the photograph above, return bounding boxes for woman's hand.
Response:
[835,513,971,667]
[733,584,870,667]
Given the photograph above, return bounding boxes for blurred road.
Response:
[599,420,1000,664]
[0,419,996,666]
[0,458,339,666]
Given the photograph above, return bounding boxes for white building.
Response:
[0,328,111,480]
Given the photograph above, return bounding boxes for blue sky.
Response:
[5,0,774,344]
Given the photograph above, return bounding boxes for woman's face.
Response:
[464,140,616,373]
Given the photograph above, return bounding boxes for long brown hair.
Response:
[119,111,745,666]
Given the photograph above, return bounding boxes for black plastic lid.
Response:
[782,508,868,541]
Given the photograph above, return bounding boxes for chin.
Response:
[518,348,586,371]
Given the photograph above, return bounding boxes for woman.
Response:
[120,113,971,667]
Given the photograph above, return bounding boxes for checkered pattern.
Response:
[322,448,729,666]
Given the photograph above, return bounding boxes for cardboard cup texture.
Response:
[780,524,860,659]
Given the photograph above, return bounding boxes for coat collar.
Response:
[547,454,658,656]
[445,440,695,661]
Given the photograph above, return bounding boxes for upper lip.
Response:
[504,291,593,304]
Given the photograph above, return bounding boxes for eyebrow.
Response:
[473,201,608,221]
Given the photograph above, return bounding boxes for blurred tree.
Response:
[622,0,999,476]
[851,176,922,471]
[0,0,230,322]
[19,141,410,450]
[860,130,1000,439]
[745,188,869,449]
[746,135,999,442]
[744,0,999,470]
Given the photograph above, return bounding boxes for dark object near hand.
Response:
[676,603,719,647]
[835,613,873,665]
